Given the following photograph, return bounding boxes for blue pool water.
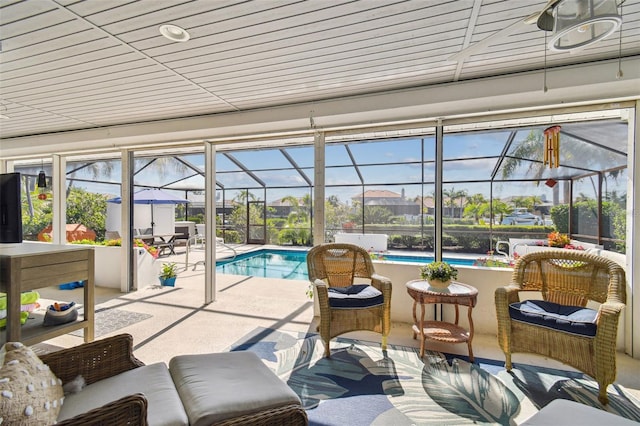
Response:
[215,249,475,280]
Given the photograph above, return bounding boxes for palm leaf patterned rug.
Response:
[228,327,640,425]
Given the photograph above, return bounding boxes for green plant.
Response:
[473,257,514,268]
[160,263,178,279]
[420,261,458,282]
[305,284,314,299]
[72,237,159,258]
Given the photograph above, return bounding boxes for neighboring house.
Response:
[417,196,469,218]
[186,191,235,218]
[269,198,297,218]
[351,189,421,216]
[268,197,311,219]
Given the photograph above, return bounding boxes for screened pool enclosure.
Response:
[15,110,629,257]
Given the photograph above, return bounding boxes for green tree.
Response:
[66,187,108,240]
[456,189,468,218]
[463,203,483,224]
[66,160,117,197]
[228,190,259,242]
[325,197,350,230]
[363,206,393,224]
[463,193,486,224]
[21,194,52,239]
[527,195,542,211]
[500,130,544,180]
[488,199,512,224]
[281,194,311,225]
[443,187,459,218]
[550,204,569,233]
[278,194,312,246]
[511,196,529,209]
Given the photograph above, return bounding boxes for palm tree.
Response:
[511,196,529,209]
[490,200,512,224]
[229,190,258,233]
[281,195,310,225]
[463,193,486,224]
[463,203,482,224]
[527,195,543,212]
[500,130,545,180]
[443,187,460,218]
[455,189,468,218]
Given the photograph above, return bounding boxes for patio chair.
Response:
[306,243,392,357]
[155,236,176,257]
[136,228,154,245]
[495,250,626,404]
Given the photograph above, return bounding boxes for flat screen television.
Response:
[0,172,23,243]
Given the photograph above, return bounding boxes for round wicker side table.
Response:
[405,279,478,361]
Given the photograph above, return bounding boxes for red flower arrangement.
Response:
[547,232,584,250]
[547,231,571,248]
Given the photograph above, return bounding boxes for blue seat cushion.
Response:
[328,284,384,309]
[509,300,598,337]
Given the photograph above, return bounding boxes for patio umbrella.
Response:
[107,188,189,233]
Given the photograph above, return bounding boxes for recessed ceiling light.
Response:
[159,24,190,42]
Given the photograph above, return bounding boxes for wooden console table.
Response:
[406,279,478,361]
[0,243,94,345]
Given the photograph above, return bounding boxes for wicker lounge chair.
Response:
[307,243,392,357]
[39,334,308,425]
[495,250,626,404]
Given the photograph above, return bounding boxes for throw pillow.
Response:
[0,341,64,425]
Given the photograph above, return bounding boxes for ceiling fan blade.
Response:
[448,12,539,62]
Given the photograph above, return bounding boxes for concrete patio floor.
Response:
[35,242,640,402]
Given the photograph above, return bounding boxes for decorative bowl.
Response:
[428,278,451,289]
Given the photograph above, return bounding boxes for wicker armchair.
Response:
[307,243,392,357]
[495,250,626,404]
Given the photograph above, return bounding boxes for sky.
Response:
[17,121,628,206]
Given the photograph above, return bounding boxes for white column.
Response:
[205,142,216,304]
[435,119,444,262]
[121,150,133,292]
[52,155,66,245]
[628,103,639,358]
[313,131,325,245]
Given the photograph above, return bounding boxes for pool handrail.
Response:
[185,235,237,270]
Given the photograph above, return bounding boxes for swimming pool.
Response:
[215,249,475,280]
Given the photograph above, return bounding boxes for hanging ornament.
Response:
[37,170,47,188]
[543,125,561,168]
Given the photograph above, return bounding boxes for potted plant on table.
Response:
[159,262,178,287]
[420,261,458,289]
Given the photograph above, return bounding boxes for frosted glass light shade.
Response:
[548,0,621,51]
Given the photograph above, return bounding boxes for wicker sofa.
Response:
[494,250,626,404]
[37,334,307,425]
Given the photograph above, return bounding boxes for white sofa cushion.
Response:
[58,362,188,426]
[170,351,301,426]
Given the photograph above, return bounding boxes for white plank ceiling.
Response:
[1,0,639,140]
